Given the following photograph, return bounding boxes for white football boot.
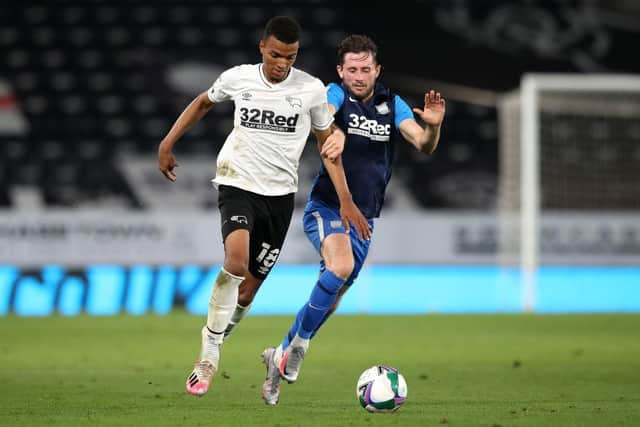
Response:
[261,347,281,405]
[185,326,220,396]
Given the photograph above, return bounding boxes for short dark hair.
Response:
[337,34,378,64]
[263,16,301,44]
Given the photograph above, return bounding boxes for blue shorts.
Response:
[302,199,374,286]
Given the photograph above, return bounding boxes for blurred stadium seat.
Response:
[1,1,638,210]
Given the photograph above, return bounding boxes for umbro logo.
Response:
[242,92,252,100]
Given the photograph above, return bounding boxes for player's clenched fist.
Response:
[321,127,345,162]
[158,143,178,182]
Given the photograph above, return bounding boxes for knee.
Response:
[325,257,354,281]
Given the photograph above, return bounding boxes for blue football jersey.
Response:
[309,82,413,218]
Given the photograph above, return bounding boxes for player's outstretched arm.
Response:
[158,92,214,181]
[400,90,446,155]
[313,127,371,240]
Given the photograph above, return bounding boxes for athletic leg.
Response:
[186,229,248,396]
[308,218,373,339]
[219,191,295,405]
[187,185,253,396]
[278,204,355,383]
[223,272,262,338]
[308,284,349,339]
[297,232,353,338]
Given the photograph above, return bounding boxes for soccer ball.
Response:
[356,365,408,413]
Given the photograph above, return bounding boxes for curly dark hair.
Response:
[263,16,301,44]
[337,34,378,64]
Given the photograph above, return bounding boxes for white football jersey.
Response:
[207,64,333,196]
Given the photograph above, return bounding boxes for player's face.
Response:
[337,52,381,101]
[259,35,299,83]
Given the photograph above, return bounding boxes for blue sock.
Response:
[309,310,331,340]
[298,269,345,339]
[281,305,305,349]
[282,297,334,349]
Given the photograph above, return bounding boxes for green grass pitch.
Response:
[1,312,639,426]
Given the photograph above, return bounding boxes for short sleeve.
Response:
[394,95,414,128]
[309,80,334,131]
[326,82,345,111]
[207,68,234,103]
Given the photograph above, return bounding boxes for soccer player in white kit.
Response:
[158,16,369,397]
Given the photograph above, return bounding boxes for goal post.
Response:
[498,73,640,312]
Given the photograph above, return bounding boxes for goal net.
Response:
[497,74,640,310]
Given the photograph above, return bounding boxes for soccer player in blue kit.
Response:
[260,34,447,405]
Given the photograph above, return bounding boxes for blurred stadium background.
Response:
[1,0,639,317]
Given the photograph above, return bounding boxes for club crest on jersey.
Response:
[375,102,389,115]
[330,220,343,229]
[285,96,302,109]
[230,215,248,224]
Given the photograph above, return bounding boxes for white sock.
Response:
[224,303,252,337]
[200,327,220,364]
[290,333,310,352]
[273,344,284,365]
[206,268,244,344]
